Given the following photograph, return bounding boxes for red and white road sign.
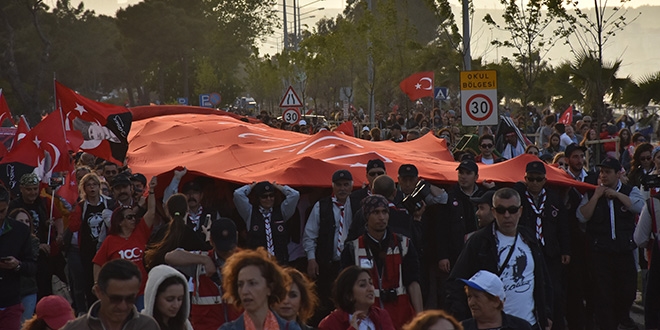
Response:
[282,108,301,124]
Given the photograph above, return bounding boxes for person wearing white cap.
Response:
[460,270,532,330]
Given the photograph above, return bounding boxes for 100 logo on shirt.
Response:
[118,247,142,260]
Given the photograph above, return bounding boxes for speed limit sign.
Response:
[282,108,301,124]
[460,70,498,126]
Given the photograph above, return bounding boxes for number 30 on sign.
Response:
[460,70,498,126]
[283,108,300,124]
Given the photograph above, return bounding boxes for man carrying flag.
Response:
[56,81,132,165]
[400,72,434,101]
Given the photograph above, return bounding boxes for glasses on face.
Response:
[368,171,385,177]
[106,293,137,304]
[493,205,521,214]
[260,193,275,199]
[638,139,647,143]
[480,144,493,149]
[124,214,137,220]
[526,176,545,182]
[558,162,567,167]
[439,134,451,139]
[641,156,652,161]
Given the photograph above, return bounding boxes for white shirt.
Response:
[302,198,353,261]
[496,231,537,325]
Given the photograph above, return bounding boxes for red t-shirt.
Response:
[92,219,152,294]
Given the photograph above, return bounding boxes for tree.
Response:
[569,52,628,120]
[483,0,570,107]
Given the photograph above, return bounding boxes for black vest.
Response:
[247,205,289,265]
[316,197,337,265]
[587,184,636,252]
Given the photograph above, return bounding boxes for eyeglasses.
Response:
[439,134,451,139]
[493,205,521,214]
[124,214,136,220]
[525,176,545,182]
[106,293,137,304]
[641,156,652,161]
[480,144,493,149]
[260,193,275,199]
[368,171,385,177]
[558,162,567,167]
[637,139,647,143]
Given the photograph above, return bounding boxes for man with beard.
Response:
[111,174,135,207]
[68,172,115,310]
[9,173,64,300]
[342,194,422,329]
[164,168,220,250]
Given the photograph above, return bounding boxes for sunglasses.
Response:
[641,156,652,161]
[525,176,545,182]
[480,144,494,149]
[558,162,567,167]
[493,205,521,214]
[124,214,137,220]
[368,171,385,177]
[260,193,275,199]
[106,293,137,304]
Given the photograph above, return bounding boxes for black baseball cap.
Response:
[456,160,479,174]
[210,218,238,252]
[391,123,402,131]
[398,164,419,177]
[525,161,546,175]
[111,174,131,188]
[182,180,202,194]
[564,143,587,157]
[367,159,385,172]
[130,173,147,186]
[597,158,622,171]
[470,190,495,207]
[332,169,353,182]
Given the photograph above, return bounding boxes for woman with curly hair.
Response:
[628,142,655,188]
[220,248,301,330]
[274,268,319,330]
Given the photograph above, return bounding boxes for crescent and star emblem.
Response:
[415,77,433,90]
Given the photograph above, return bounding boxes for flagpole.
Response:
[47,188,55,245]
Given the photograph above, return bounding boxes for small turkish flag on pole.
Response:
[0,89,15,126]
[399,72,434,101]
[558,105,573,125]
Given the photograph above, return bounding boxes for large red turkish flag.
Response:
[399,72,434,101]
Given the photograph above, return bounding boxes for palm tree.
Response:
[568,52,627,122]
[623,72,660,108]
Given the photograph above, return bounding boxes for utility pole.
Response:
[368,0,375,128]
[283,0,288,50]
[462,0,471,70]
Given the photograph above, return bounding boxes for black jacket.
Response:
[437,184,487,264]
[445,222,553,327]
[0,218,38,308]
[461,312,532,330]
[513,182,570,258]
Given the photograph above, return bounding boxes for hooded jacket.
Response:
[142,265,193,330]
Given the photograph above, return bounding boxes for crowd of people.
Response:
[1,105,659,330]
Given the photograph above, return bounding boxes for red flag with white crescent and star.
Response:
[558,105,573,125]
[0,111,80,193]
[10,115,30,150]
[0,90,15,126]
[55,81,132,164]
[399,72,434,101]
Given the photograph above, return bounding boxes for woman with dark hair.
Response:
[318,266,395,330]
[580,128,601,171]
[142,265,193,330]
[628,142,655,188]
[618,128,632,157]
[541,133,563,158]
[524,145,540,157]
[92,177,157,311]
[437,128,454,148]
[144,193,208,270]
[220,248,301,330]
[621,132,646,172]
[10,208,39,324]
[402,310,463,330]
[274,268,319,330]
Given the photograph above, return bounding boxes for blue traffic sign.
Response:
[177,97,188,105]
[199,94,212,108]
[434,87,449,100]
[210,92,221,106]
